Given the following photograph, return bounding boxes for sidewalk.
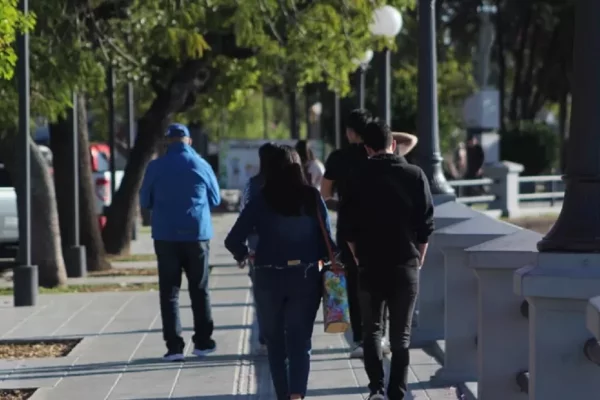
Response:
[0,263,456,399]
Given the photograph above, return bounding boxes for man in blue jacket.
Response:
[140,123,221,361]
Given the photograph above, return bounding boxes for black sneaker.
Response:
[193,339,217,357]
[163,349,184,362]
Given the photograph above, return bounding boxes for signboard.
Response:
[462,89,500,130]
[218,139,324,190]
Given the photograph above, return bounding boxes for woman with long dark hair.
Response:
[225,145,335,400]
[239,142,278,353]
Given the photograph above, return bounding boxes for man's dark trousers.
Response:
[359,263,419,399]
[154,240,214,352]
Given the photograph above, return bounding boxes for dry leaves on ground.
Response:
[0,389,36,400]
[0,339,80,360]
[88,268,157,277]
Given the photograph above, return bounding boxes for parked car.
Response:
[89,143,124,226]
[0,164,18,257]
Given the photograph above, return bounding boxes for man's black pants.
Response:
[154,240,214,352]
[359,264,419,399]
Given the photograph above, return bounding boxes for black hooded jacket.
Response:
[339,153,434,268]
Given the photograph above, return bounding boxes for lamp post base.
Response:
[537,177,600,252]
[13,265,38,307]
[64,245,87,278]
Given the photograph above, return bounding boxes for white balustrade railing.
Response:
[448,162,564,217]
[421,201,600,400]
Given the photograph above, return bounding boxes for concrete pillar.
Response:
[433,215,520,383]
[413,201,481,345]
[484,161,524,218]
[468,229,541,400]
[515,253,600,400]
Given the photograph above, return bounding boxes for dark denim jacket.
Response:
[240,175,264,251]
[225,192,336,266]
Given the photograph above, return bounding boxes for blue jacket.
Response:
[240,174,264,251]
[225,190,336,266]
[140,142,221,241]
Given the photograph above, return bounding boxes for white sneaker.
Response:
[349,343,364,359]
[368,393,385,400]
[381,337,391,355]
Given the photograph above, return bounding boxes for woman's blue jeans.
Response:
[252,264,322,399]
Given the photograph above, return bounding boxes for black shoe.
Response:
[163,349,184,361]
[193,339,216,357]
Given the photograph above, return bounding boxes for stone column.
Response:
[433,215,519,383]
[513,1,600,399]
[468,229,541,400]
[484,161,524,218]
[413,201,481,345]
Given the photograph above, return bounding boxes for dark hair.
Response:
[295,140,316,164]
[258,142,277,176]
[346,108,372,139]
[363,119,393,151]
[262,145,318,216]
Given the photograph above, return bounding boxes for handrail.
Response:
[583,338,600,365]
[456,195,496,204]
[449,178,494,187]
[519,192,565,201]
[516,370,529,393]
[519,175,562,183]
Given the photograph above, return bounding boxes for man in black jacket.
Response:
[340,120,434,400]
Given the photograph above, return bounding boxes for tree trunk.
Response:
[102,59,210,255]
[50,96,112,272]
[0,134,67,287]
[508,3,532,123]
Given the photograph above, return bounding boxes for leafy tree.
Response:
[99,0,414,255]
[0,0,35,79]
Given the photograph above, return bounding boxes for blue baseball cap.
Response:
[166,123,190,138]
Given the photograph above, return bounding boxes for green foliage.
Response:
[0,0,35,80]
[500,122,559,175]
[389,55,476,154]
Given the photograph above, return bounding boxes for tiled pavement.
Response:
[0,213,459,399]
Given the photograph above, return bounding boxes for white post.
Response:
[433,215,520,384]
[484,161,524,218]
[468,229,541,400]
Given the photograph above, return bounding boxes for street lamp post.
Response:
[124,82,137,241]
[64,93,87,278]
[537,0,600,252]
[13,0,38,307]
[353,50,374,109]
[370,5,403,125]
[417,0,455,196]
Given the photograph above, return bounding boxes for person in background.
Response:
[465,136,485,195]
[295,140,326,190]
[239,142,278,354]
[320,109,419,359]
[140,123,221,361]
[225,145,333,400]
[340,120,434,400]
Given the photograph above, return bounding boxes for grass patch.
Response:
[0,338,80,360]
[108,253,156,262]
[0,389,37,400]
[139,225,151,233]
[88,268,157,277]
[0,282,159,296]
[507,215,558,234]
